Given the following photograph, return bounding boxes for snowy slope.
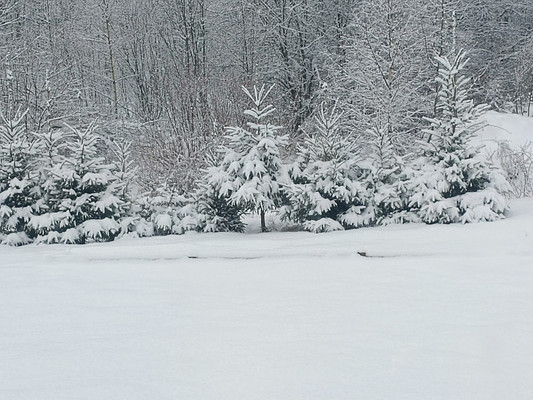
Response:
[478,111,533,152]
[1,198,533,400]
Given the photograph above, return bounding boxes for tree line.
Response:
[0,52,509,245]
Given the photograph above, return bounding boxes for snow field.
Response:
[1,199,532,400]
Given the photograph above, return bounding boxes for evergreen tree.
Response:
[52,121,124,243]
[109,139,138,234]
[282,102,372,232]
[193,159,245,233]
[409,50,509,224]
[221,85,288,232]
[365,126,416,224]
[0,109,36,245]
[27,128,71,243]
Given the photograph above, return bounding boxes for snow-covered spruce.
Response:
[29,122,127,244]
[26,127,72,244]
[0,109,36,246]
[108,139,140,235]
[193,157,245,233]
[196,85,288,233]
[282,102,372,232]
[363,126,417,225]
[408,50,509,224]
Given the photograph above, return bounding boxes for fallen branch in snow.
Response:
[357,251,388,258]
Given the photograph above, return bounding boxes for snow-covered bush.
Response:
[282,102,372,232]
[139,184,197,236]
[495,141,533,198]
[22,123,141,244]
[409,50,509,224]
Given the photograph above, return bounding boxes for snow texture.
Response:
[1,198,533,400]
[478,111,533,150]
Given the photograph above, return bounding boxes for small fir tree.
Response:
[193,158,245,233]
[109,139,138,234]
[52,121,124,243]
[282,102,372,232]
[365,126,415,224]
[0,109,36,245]
[217,85,288,232]
[26,128,74,243]
[409,50,508,223]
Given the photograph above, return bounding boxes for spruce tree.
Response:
[219,85,288,232]
[409,50,509,223]
[53,121,124,243]
[365,126,415,224]
[193,160,245,233]
[282,103,372,232]
[27,128,71,243]
[109,139,138,234]
[0,109,36,245]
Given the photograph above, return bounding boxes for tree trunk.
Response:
[105,16,119,117]
[260,208,266,233]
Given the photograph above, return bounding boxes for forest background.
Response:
[2,0,532,192]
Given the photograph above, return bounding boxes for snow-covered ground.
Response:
[1,197,533,400]
[477,111,533,156]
